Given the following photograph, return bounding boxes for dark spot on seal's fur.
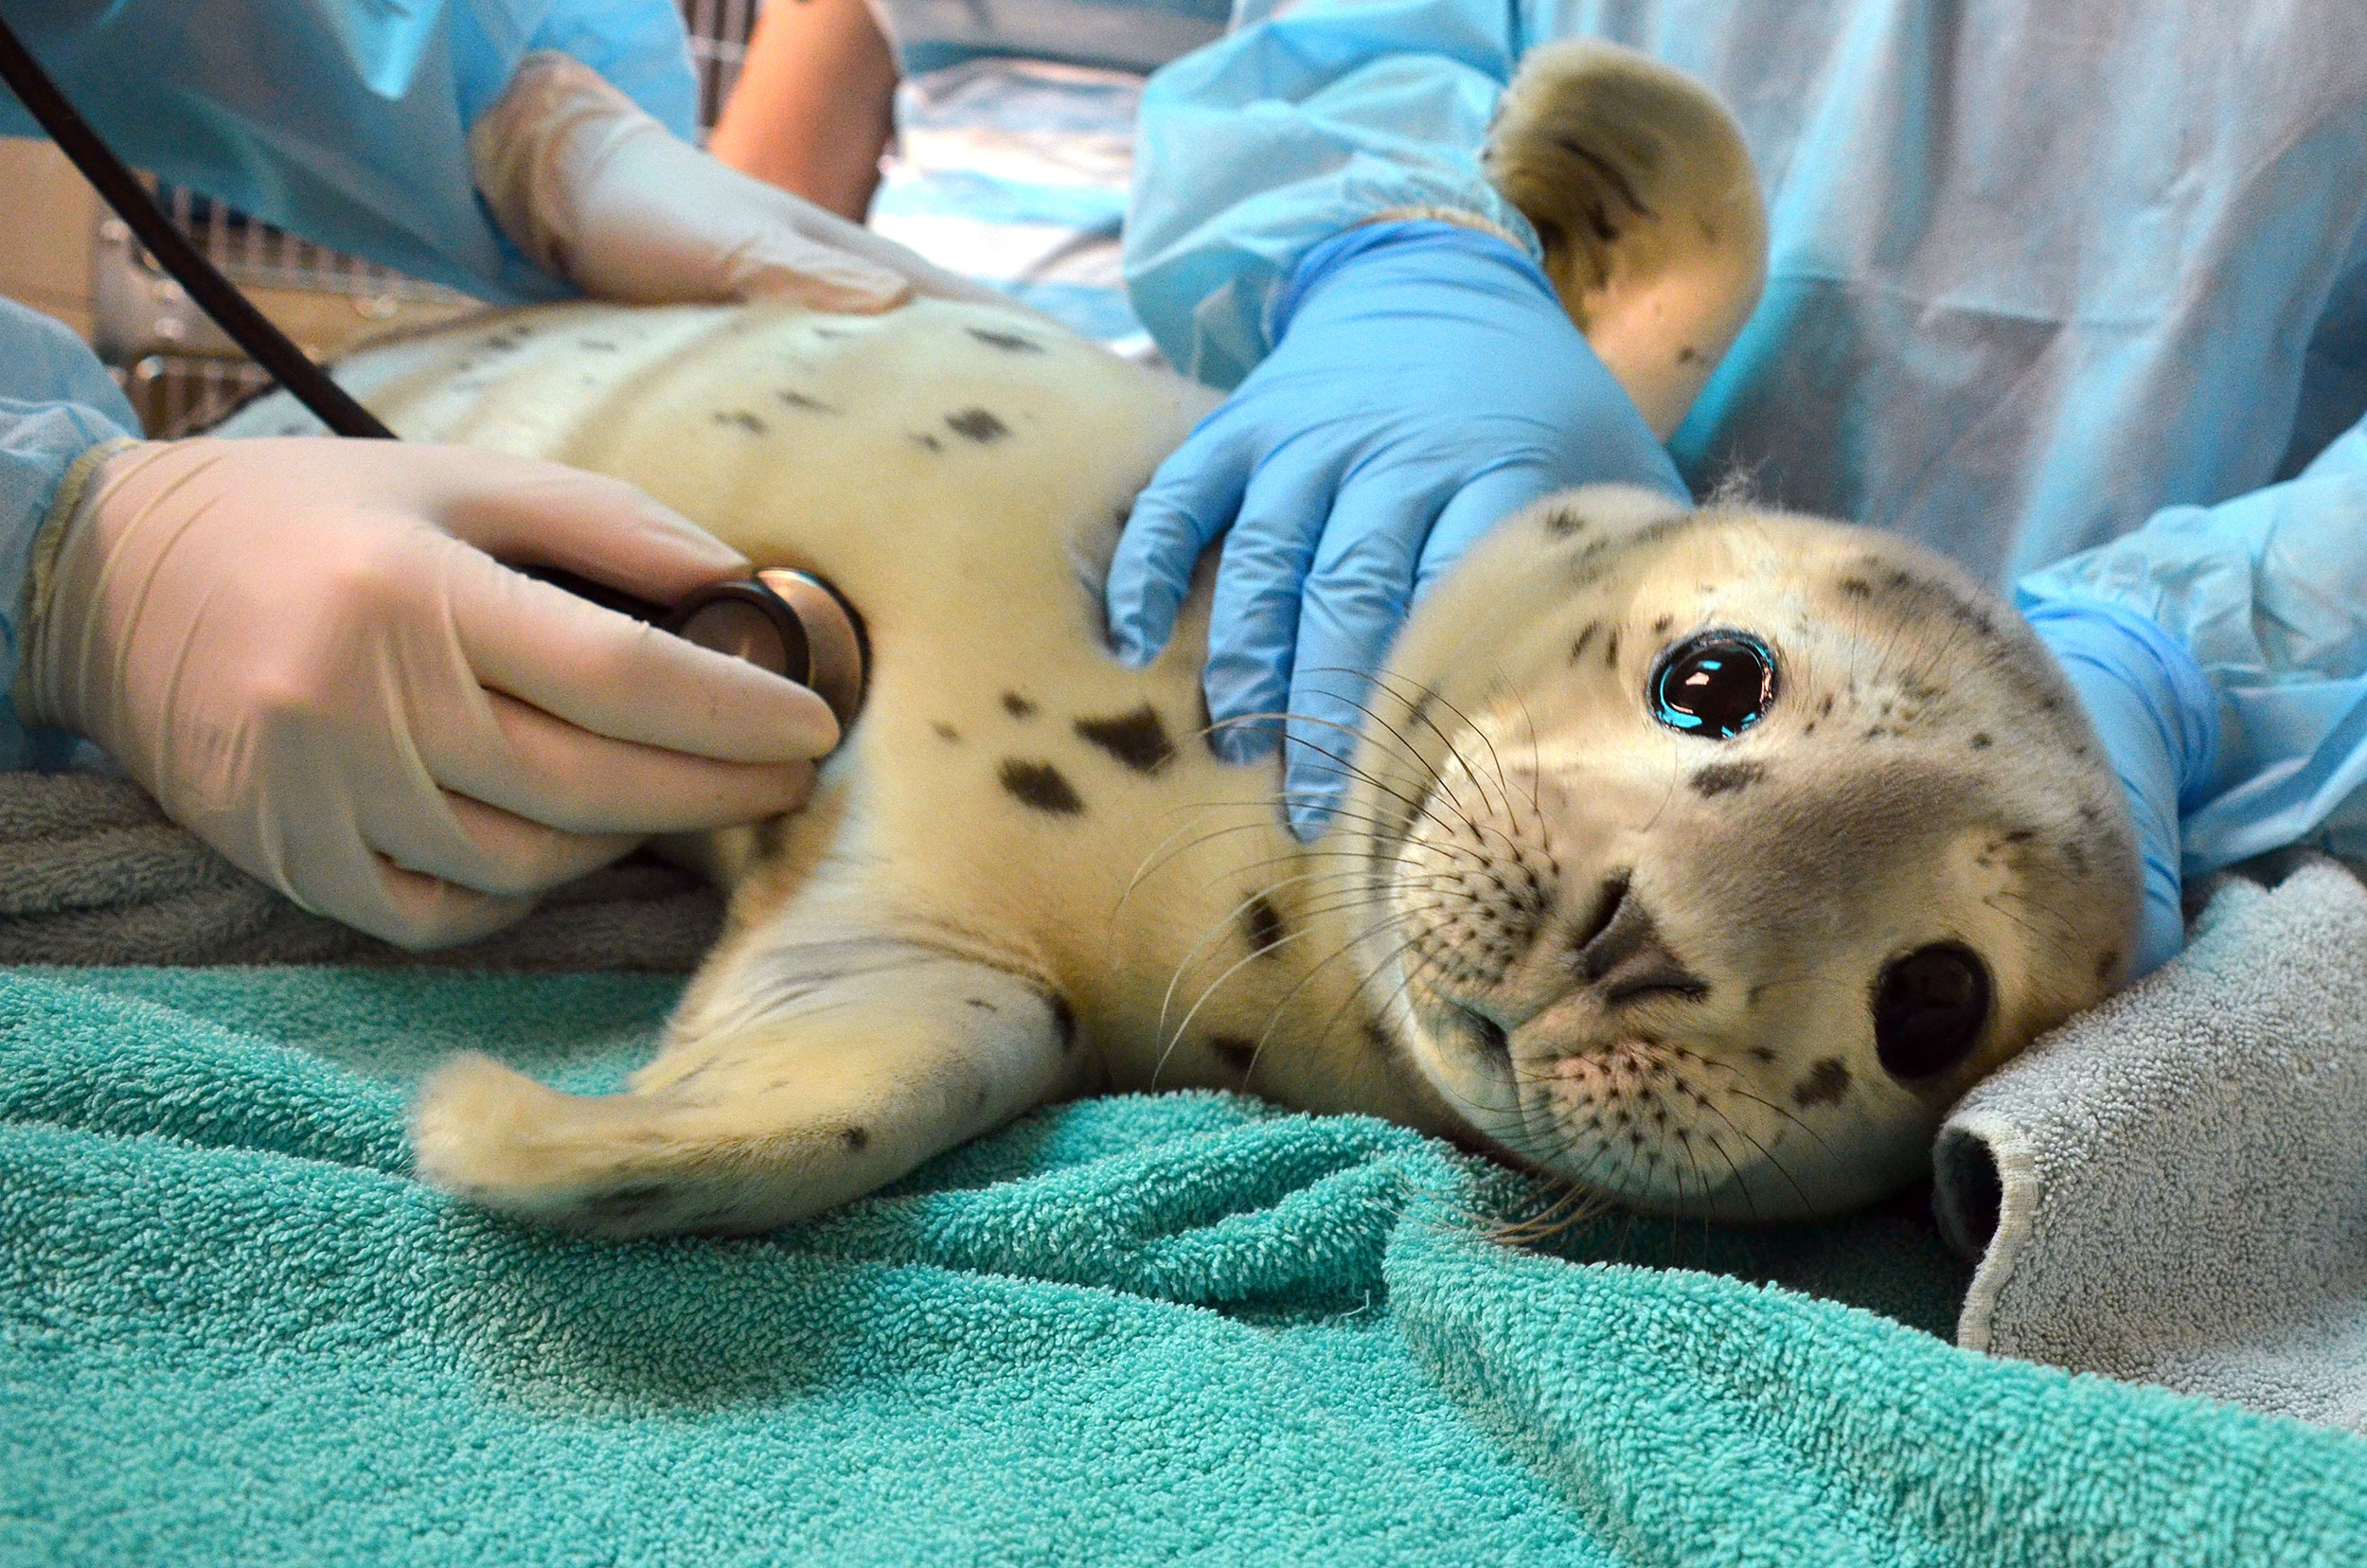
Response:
[1002,692,1038,719]
[910,433,943,452]
[1554,137,1653,218]
[1544,507,1587,538]
[2095,949,2121,983]
[1750,1046,1778,1063]
[1677,345,1700,364]
[933,722,961,742]
[712,410,767,435]
[1208,1035,1258,1076]
[1570,623,1599,663]
[840,1126,870,1151]
[1839,577,1873,598]
[1652,615,1673,634]
[1971,732,1993,750]
[946,408,1009,443]
[579,338,619,351]
[1048,993,1077,1052]
[1074,705,1173,774]
[775,390,839,413]
[967,327,1044,353]
[1243,895,1288,957]
[965,997,997,1012]
[1792,1058,1851,1108]
[999,760,1083,815]
[1689,760,1765,797]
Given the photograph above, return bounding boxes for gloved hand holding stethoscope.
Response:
[9,45,915,950]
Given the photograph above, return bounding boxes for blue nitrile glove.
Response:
[2021,598,2221,979]
[1106,221,1686,838]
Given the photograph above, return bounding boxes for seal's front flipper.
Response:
[408,938,1081,1236]
[1485,41,1768,439]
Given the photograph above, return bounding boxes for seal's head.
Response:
[1347,485,2140,1221]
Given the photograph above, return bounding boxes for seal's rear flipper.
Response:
[407,938,1079,1236]
[1485,41,1769,439]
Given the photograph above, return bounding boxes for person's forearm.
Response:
[2018,415,2367,876]
[707,0,899,222]
[0,0,698,302]
[0,300,140,771]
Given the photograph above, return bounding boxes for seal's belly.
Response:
[258,300,1381,1098]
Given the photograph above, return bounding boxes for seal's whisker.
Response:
[1361,669,1517,828]
[1296,675,1485,827]
[1153,870,1400,1055]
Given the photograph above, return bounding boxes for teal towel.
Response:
[5,967,2364,1565]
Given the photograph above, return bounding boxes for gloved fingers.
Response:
[425,686,819,836]
[720,231,917,314]
[363,782,638,901]
[417,446,749,601]
[271,814,543,952]
[723,186,1023,312]
[475,54,1021,316]
[442,544,840,764]
[1106,421,1255,668]
[1415,464,1567,600]
[346,856,544,952]
[1277,475,1462,838]
[1201,459,1347,764]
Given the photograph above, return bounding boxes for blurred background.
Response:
[0,7,770,437]
[0,0,1178,439]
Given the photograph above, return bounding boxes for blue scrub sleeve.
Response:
[1122,0,1539,387]
[0,300,137,772]
[2019,414,2367,877]
[0,0,697,304]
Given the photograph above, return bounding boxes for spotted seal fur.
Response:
[217,44,2139,1232]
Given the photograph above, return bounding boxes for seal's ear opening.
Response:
[1484,41,1769,439]
[1933,1125,2004,1256]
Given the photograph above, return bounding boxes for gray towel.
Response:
[1935,855,2367,1432]
[0,772,721,971]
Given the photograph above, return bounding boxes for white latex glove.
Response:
[472,50,1016,312]
[19,438,837,949]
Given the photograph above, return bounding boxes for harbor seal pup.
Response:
[218,44,2139,1230]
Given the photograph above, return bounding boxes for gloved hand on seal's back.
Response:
[2020,596,2221,979]
[17,437,839,949]
[1104,221,1688,838]
[472,51,1013,314]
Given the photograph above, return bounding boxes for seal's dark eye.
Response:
[1873,943,1992,1079]
[1649,633,1777,739]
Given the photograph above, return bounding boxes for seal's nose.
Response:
[1570,873,1710,1007]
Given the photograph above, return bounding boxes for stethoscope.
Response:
[0,15,869,737]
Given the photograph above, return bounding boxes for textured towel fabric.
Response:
[0,772,721,970]
[1936,857,2367,1432]
[6,965,2367,1565]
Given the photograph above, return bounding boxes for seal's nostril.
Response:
[1571,870,1632,960]
[1574,875,1711,1006]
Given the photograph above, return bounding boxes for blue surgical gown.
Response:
[0,0,696,768]
[1123,0,2367,879]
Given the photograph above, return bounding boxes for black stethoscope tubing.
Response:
[0,14,863,729]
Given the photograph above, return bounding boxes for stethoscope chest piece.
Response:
[668,569,869,736]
